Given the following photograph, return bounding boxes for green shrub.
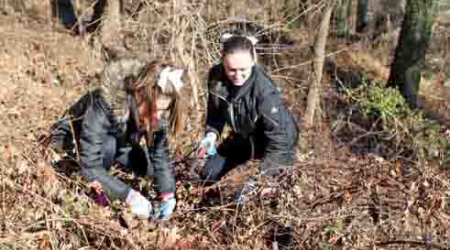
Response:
[342,80,448,166]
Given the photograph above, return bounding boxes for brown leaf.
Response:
[42,161,57,182]
[432,191,442,210]
[36,232,51,250]
[157,226,179,250]
[23,174,32,190]
[211,220,225,233]
[174,238,193,250]
[344,190,352,204]
[395,161,402,175]
[2,145,12,162]
[164,227,179,246]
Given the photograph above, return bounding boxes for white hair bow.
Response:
[219,33,259,50]
[157,66,184,91]
[221,33,234,42]
[246,36,259,46]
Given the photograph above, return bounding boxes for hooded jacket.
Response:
[205,64,299,173]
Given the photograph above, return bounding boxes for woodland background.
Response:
[1,0,450,249]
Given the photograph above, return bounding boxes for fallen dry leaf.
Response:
[344,190,352,204]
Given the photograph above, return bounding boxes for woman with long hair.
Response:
[51,58,185,220]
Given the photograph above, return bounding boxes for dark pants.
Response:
[83,135,175,200]
[201,134,294,182]
[52,121,174,200]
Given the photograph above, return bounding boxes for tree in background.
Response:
[356,0,368,33]
[373,0,406,39]
[51,0,77,30]
[336,0,352,36]
[99,0,123,48]
[387,0,437,108]
[302,1,335,132]
[51,0,108,35]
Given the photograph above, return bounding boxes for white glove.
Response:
[125,189,153,219]
[198,132,218,157]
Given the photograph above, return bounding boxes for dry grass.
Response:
[1,1,450,250]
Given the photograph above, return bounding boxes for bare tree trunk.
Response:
[336,0,349,36]
[100,0,123,49]
[173,0,199,107]
[346,0,353,32]
[302,1,334,128]
[227,0,236,18]
[356,0,368,32]
[269,0,278,22]
[374,0,406,38]
[2,0,26,13]
[387,0,437,108]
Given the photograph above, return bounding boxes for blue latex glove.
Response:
[153,197,176,220]
[125,189,153,219]
[159,197,177,220]
[199,133,217,157]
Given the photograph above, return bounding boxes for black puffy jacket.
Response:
[51,59,175,200]
[205,64,299,172]
[52,89,174,200]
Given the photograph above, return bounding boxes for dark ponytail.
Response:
[221,35,257,59]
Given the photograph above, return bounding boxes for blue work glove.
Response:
[153,197,177,220]
[125,189,153,219]
[159,197,177,220]
[198,133,217,157]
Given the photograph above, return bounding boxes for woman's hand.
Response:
[197,132,218,158]
[125,189,153,219]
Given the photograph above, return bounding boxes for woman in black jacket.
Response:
[198,34,299,204]
[51,58,185,219]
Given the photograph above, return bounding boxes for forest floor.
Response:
[1,5,450,250]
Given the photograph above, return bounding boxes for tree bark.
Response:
[173,0,199,107]
[346,0,353,31]
[387,0,437,108]
[356,0,368,33]
[100,0,123,49]
[302,1,334,128]
[336,0,349,36]
[374,0,406,38]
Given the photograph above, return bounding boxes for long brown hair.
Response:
[131,59,184,144]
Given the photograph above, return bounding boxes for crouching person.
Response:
[51,58,185,220]
[197,34,299,204]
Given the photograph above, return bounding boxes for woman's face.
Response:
[223,51,255,86]
[155,95,173,112]
[137,94,173,126]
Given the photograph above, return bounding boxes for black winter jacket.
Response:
[52,90,174,200]
[206,64,299,172]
